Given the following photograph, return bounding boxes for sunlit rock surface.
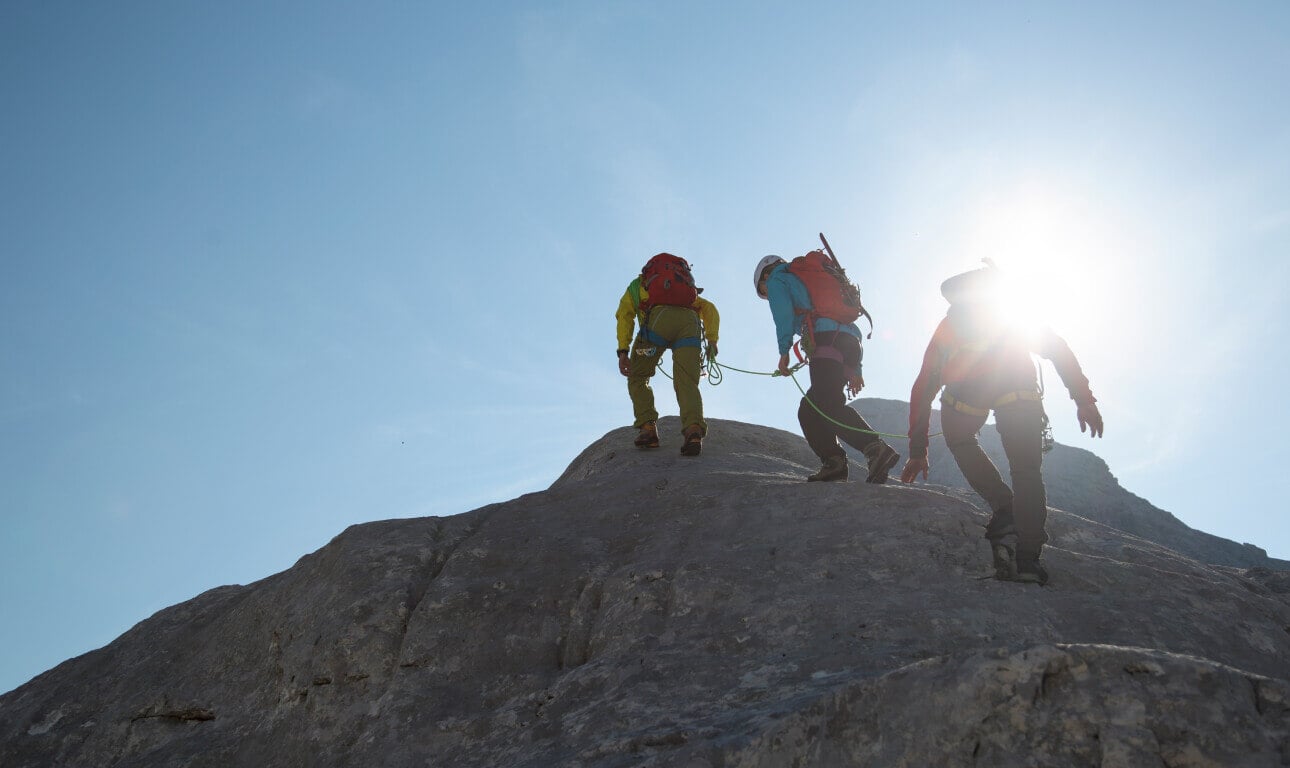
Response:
[3,416,1288,767]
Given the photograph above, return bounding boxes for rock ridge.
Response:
[2,417,1287,767]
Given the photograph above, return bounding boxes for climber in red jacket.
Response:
[900,265,1104,585]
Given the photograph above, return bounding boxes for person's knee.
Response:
[806,387,844,412]
[1010,467,1044,486]
[1008,449,1044,474]
[797,398,817,425]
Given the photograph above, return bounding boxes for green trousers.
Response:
[628,305,706,435]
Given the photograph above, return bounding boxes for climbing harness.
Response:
[940,390,1041,417]
[636,305,703,350]
[939,386,1053,454]
[638,324,702,349]
[644,309,713,383]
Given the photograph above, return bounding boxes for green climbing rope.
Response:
[631,345,942,441]
[785,368,916,439]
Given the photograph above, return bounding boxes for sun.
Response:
[961,182,1126,349]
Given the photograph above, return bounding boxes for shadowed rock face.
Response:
[2,418,1288,767]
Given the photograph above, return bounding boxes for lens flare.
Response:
[961,182,1124,350]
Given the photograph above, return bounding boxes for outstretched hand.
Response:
[617,352,630,377]
[900,457,929,484]
[1077,401,1104,438]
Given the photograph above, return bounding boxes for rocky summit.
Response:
[3,415,1289,767]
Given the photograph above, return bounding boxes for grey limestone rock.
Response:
[2,417,1288,766]
[852,397,1289,570]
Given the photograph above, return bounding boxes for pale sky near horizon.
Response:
[3,2,1289,695]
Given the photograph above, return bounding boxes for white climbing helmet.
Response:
[753,255,785,299]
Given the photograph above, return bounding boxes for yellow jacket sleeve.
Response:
[694,297,719,344]
[615,282,640,350]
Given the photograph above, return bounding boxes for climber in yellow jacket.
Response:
[615,254,719,455]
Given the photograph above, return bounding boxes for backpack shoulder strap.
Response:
[628,277,643,311]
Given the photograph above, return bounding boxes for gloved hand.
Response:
[617,351,630,377]
[1077,401,1103,437]
[706,342,718,361]
[777,353,791,376]
[900,456,929,484]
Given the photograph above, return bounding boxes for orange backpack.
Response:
[786,234,872,335]
[787,250,861,324]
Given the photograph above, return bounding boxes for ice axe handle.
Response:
[818,232,839,267]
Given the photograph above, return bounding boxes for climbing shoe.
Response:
[680,425,703,456]
[1013,553,1049,586]
[634,421,659,449]
[862,441,901,484]
[807,454,849,482]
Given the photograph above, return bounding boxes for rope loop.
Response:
[636,345,941,441]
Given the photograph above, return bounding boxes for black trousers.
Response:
[798,331,881,460]
[942,397,1048,556]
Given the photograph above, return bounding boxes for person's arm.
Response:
[616,283,639,376]
[615,284,638,352]
[847,328,866,395]
[1034,327,1103,437]
[765,271,798,356]
[695,297,719,358]
[904,319,951,475]
[1034,327,1093,403]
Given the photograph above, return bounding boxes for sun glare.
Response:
[963,183,1123,348]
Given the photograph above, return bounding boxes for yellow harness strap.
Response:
[941,390,1040,416]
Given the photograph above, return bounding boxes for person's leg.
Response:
[644,306,705,455]
[798,353,848,460]
[942,403,1013,514]
[645,306,704,436]
[943,402,1021,576]
[791,344,849,478]
[994,399,1049,562]
[627,335,662,429]
[816,333,900,483]
[803,333,878,451]
[800,331,900,482]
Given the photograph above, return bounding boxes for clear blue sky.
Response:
[3,2,1288,695]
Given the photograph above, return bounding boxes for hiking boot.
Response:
[984,505,1016,541]
[862,441,900,484]
[807,454,849,482]
[989,535,1018,581]
[985,506,1018,580]
[1014,553,1049,585]
[634,422,659,449]
[680,425,703,456]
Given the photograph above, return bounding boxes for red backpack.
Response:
[787,250,864,324]
[785,234,874,337]
[640,252,698,309]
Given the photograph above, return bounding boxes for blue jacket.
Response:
[764,263,862,355]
